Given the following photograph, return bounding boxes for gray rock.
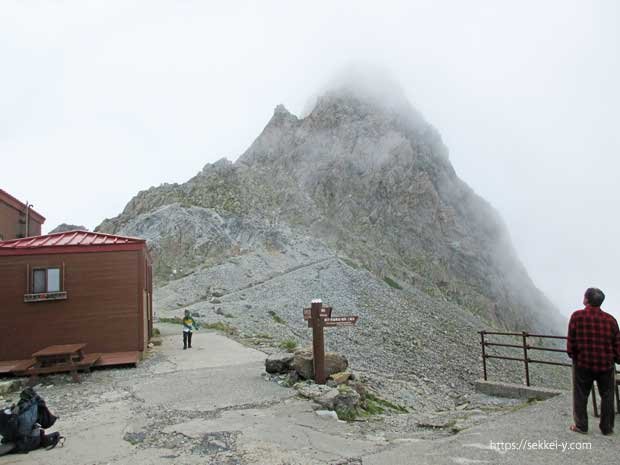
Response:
[295,383,361,411]
[291,350,314,380]
[315,410,339,420]
[315,389,340,410]
[295,383,335,402]
[265,353,294,374]
[332,385,361,411]
[291,349,348,380]
[287,370,301,385]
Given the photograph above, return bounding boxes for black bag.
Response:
[0,409,20,443]
[0,388,60,454]
[14,425,41,454]
[37,402,57,429]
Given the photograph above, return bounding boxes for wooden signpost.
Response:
[305,299,358,384]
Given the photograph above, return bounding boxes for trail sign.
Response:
[303,306,332,321]
[306,315,358,327]
[304,299,359,384]
[323,316,358,327]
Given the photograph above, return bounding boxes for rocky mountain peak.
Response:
[268,104,298,127]
[97,79,565,337]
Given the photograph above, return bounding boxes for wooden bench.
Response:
[21,344,100,385]
[24,353,100,385]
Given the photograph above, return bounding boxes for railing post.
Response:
[522,331,530,386]
[480,331,488,381]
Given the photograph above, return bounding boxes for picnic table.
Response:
[21,343,100,385]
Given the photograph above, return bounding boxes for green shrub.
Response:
[335,406,360,421]
[268,310,286,324]
[279,339,298,352]
[202,321,238,335]
[363,398,385,415]
[365,392,408,413]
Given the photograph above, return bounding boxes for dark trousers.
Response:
[183,331,193,349]
[573,364,615,433]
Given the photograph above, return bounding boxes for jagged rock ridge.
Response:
[98,88,562,334]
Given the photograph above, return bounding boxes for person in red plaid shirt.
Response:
[567,287,620,435]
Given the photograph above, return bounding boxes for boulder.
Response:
[316,389,340,410]
[291,350,314,379]
[333,385,361,411]
[265,353,294,374]
[315,410,339,420]
[291,349,348,380]
[295,383,335,402]
[294,382,361,412]
[211,290,225,298]
[287,370,301,385]
[329,371,352,385]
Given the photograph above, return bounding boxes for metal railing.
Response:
[479,330,620,416]
[480,330,571,387]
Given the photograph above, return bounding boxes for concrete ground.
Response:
[0,326,617,464]
[363,393,618,465]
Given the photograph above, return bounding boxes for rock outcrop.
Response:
[48,224,88,234]
[291,349,349,380]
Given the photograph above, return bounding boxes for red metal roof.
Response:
[0,230,146,256]
[0,189,46,224]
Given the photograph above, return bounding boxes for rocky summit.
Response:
[96,84,567,406]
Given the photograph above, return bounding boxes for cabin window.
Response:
[33,269,46,293]
[32,267,61,293]
[47,268,61,292]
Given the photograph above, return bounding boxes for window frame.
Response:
[30,266,63,294]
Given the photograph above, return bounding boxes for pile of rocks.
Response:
[265,349,372,419]
[265,348,348,382]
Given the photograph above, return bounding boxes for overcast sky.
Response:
[1,1,618,319]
